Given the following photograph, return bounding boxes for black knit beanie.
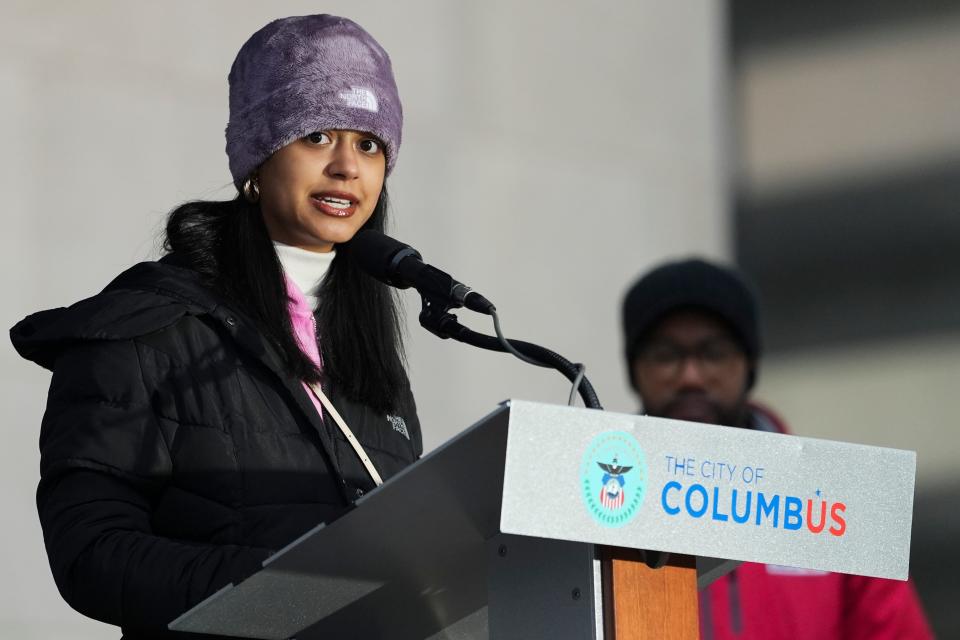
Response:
[621,258,761,387]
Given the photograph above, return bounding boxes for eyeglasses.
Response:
[636,338,744,381]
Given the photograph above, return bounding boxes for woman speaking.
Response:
[10,14,420,638]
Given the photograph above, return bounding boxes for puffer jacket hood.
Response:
[11,257,217,371]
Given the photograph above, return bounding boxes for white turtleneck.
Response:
[273,242,335,310]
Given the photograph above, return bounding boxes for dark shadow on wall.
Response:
[735,159,960,354]
[731,0,960,55]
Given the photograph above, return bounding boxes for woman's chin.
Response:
[321,230,360,247]
[297,227,358,250]
[309,219,369,246]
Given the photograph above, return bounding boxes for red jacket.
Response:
[699,404,933,639]
[701,562,933,639]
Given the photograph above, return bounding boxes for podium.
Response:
[169,400,917,639]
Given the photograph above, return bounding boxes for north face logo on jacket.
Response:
[387,414,409,440]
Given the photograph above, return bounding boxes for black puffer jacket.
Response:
[10,256,422,639]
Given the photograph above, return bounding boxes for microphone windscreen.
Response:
[347,230,421,287]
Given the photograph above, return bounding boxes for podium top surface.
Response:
[170,404,513,639]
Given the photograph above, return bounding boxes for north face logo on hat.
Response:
[386,414,409,440]
[339,86,379,112]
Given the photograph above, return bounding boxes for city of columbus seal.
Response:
[580,431,647,527]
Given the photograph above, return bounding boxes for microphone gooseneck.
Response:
[346,230,603,409]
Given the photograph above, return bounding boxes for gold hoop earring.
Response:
[242,176,260,203]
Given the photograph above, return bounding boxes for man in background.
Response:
[620,258,932,639]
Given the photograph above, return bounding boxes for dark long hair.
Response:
[163,188,407,414]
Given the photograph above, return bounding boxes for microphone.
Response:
[347,230,495,315]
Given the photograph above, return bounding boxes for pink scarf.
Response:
[284,274,324,418]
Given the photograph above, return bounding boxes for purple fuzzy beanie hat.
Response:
[226,14,402,188]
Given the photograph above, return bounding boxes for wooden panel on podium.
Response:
[601,548,699,640]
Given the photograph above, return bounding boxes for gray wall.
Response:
[734,9,960,490]
[0,2,727,636]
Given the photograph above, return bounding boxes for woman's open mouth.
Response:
[310,191,357,217]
